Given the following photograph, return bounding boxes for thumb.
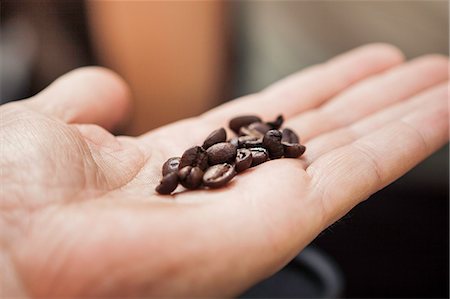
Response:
[24,67,131,131]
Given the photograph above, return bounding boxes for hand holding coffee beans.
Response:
[155,114,306,195]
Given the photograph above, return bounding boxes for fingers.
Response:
[24,67,131,131]
[304,83,448,164]
[306,96,449,226]
[284,55,449,141]
[137,44,403,151]
[201,43,404,125]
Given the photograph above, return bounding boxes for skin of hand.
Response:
[0,44,448,298]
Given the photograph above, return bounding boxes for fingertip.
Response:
[60,66,133,130]
[93,67,133,131]
[30,66,132,131]
[71,66,131,103]
[354,43,405,63]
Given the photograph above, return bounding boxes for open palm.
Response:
[1,44,448,297]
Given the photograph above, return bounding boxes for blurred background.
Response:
[1,1,448,298]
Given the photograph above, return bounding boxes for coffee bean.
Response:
[262,129,284,159]
[249,147,269,166]
[179,146,208,171]
[239,126,264,138]
[162,157,181,176]
[203,163,236,188]
[281,128,299,144]
[283,143,306,158]
[266,114,284,130]
[156,114,304,196]
[155,172,179,195]
[235,148,253,172]
[206,142,237,165]
[202,128,227,149]
[248,122,271,135]
[237,135,263,148]
[178,166,204,189]
[229,115,262,134]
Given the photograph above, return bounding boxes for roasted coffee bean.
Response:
[156,114,304,196]
[179,146,208,170]
[283,143,306,158]
[266,115,284,129]
[237,135,263,148]
[229,115,262,134]
[206,142,237,165]
[281,128,299,144]
[242,139,264,149]
[162,157,181,176]
[262,129,284,159]
[249,147,269,166]
[248,122,271,134]
[155,172,179,195]
[178,166,204,189]
[202,128,227,149]
[237,135,258,145]
[235,148,253,172]
[239,126,264,138]
[203,163,236,188]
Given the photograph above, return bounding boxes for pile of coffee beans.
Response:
[155,115,305,195]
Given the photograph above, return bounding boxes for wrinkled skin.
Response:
[1,44,448,297]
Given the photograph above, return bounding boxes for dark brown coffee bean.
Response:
[178,166,204,189]
[283,143,306,158]
[156,114,304,196]
[249,147,269,166]
[179,146,208,170]
[235,148,253,172]
[203,163,236,188]
[155,172,179,195]
[281,128,299,144]
[248,122,272,134]
[262,129,284,159]
[229,115,262,134]
[242,139,264,149]
[237,135,263,148]
[206,142,237,165]
[202,128,227,149]
[162,157,181,176]
[266,115,284,129]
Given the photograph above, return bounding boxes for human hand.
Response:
[1,44,448,298]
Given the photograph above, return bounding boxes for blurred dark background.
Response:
[1,1,448,298]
